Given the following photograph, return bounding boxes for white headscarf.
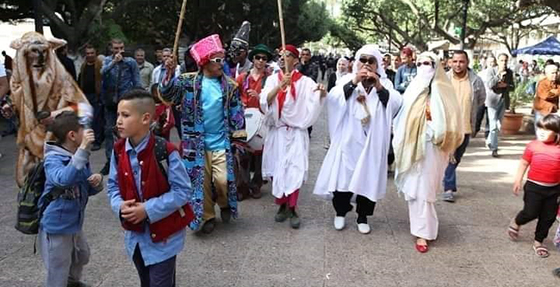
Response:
[336,44,389,86]
[352,44,387,79]
[335,57,349,80]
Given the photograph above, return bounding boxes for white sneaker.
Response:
[357,223,371,234]
[334,216,345,230]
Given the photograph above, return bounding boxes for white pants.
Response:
[407,199,439,240]
[39,230,90,287]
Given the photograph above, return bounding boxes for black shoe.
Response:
[289,209,300,229]
[275,204,288,222]
[201,219,216,234]
[220,207,231,223]
[100,162,110,175]
[492,150,499,158]
[91,143,101,151]
[67,281,91,287]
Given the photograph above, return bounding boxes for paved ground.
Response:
[1,110,560,287]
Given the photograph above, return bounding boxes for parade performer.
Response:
[235,44,273,200]
[160,34,246,234]
[8,32,90,187]
[313,45,402,234]
[260,44,326,229]
[393,52,463,253]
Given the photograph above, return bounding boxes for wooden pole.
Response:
[276,0,289,74]
[173,0,188,60]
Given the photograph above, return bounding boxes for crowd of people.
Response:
[2,29,560,287]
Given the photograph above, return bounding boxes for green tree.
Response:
[340,0,555,51]
[0,0,107,52]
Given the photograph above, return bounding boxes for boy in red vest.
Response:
[106,89,194,287]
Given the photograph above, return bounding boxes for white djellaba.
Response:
[313,45,403,233]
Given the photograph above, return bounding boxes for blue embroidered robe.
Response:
[160,72,245,230]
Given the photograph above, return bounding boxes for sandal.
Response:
[507,225,519,241]
[533,245,550,258]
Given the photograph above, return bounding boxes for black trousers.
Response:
[515,181,560,243]
[332,191,376,223]
[132,245,176,287]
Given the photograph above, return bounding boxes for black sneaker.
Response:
[289,209,300,229]
[220,207,231,224]
[67,281,91,287]
[492,150,499,158]
[100,162,110,175]
[275,204,288,222]
[201,219,216,234]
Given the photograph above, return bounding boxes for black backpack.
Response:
[15,161,66,235]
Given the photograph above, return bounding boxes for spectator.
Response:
[100,38,141,174]
[78,45,104,151]
[394,47,417,94]
[383,53,396,84]
[484,53,515,157]
[0,61,8,159]
[533,64,560,132]
[56,45,77,80]
[2,51,12,72]
[297,48,319,82]
[151,48,180,87]
[154,47,164,66]
[135,48,154,89]
[327,57,348,92]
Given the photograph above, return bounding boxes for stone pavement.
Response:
[1,112,560,287]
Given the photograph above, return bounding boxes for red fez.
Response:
[401,47,413,57]
[281,44,300,58]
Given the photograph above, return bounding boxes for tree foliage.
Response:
[340,0,556,51]
[0,0,332,53]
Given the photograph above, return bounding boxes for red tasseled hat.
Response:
[281,44,300,58]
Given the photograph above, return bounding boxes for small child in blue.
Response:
[39,111,103,287]
[107,89,194,287]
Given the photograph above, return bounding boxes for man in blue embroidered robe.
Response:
[160,35,246,234]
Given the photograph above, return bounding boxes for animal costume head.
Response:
[10,32,89,187]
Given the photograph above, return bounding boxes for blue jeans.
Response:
[443,134,470,191]
[486,100,506,151]
[104,108,117,160]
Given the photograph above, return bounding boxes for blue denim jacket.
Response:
[40,143,102,234]
[106,133,192,266]
[101,56,141,101]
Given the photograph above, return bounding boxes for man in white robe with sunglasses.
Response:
[314,45,402,234]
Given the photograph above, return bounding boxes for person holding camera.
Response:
[484,53,515,158]
[314,45,402,234]
[100,38,141,175]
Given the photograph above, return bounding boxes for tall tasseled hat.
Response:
[230,21,251,51]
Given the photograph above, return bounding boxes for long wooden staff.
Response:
[173,0,188,60]
[276,0,289,74]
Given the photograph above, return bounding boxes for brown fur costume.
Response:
[10,32,89,187]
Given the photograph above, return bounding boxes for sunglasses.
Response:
[359,57,376,65]
[280,52,295,58]
[209,57,225,64]
[417,61,433,67]
[254,55,268,61]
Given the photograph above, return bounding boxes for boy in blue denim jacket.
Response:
[39,111,103,287]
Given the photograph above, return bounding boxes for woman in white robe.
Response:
[314,45,402,234]
[393,53,463,253]
[259,45,326,229]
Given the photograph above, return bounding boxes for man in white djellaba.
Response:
[314,45,402,234]
[259,44,327,229]
[393,52,464,253]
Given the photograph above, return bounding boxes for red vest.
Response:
[114,135,194,243]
